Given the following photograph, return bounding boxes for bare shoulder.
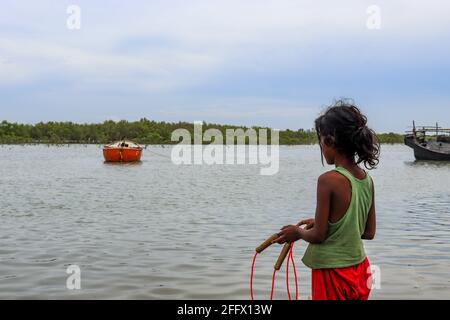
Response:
[318,170,347,187]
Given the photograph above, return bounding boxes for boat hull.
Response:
[103,148,142,162]
[404,136,450,161]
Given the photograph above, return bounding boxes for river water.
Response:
[0,144,449,299]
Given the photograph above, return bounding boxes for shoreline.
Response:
[0,120,405,145]
[0,142,406,146]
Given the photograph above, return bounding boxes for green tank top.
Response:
[302,166,373,269]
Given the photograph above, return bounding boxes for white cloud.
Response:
[0,0,449,90]
[0,37,220,91]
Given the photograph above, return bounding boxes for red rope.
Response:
[250,252,258,301]
[290,243,299,300]
[250,242,300,301]
[270,269,277,300]
[286,244,292,300]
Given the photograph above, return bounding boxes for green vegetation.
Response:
[0,119,404,145]
[377,132,405,144]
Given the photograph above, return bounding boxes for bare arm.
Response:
[362,180,376,240]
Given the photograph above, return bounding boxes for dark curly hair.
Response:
[315,99,380,169]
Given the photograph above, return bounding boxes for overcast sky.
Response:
[1,0,449,132]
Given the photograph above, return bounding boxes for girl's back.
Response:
[302,166,374,269]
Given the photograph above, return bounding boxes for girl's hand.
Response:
[297,218,315,230]
[272,225,301,244]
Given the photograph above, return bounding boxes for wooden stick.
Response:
[274,243,291,270]
[255,234,279,253]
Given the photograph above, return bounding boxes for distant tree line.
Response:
[0,119,404,145]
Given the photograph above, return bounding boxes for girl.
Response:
[273,100,379,300]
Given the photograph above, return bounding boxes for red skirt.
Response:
[312,258,372,300]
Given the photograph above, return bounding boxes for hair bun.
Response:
[353,126,366,138]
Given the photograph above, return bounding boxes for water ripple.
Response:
[0,145,449,299]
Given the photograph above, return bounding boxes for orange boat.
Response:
[103,140,143,162]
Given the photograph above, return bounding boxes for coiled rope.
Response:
[250,242,299,300]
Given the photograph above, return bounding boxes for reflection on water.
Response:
[103,161,143,167]
[0,144,449,299]
[405,160,450,168]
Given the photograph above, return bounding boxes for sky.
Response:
[1,0,450,132]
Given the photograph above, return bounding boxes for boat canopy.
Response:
[104,140,142,149]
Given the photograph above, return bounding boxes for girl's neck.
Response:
[334,154,358,171]
[334,154,367,179]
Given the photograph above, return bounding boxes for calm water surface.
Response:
[0,145,449,299]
